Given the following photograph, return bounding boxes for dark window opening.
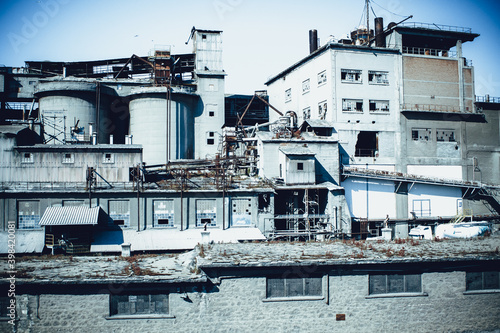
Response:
[209,111,215,117]
[207,139,215,145]
[201,218,212,225]
[267,276,322,298]
[105,153,112,159]
[157,219,169,225]
[113,219,125,226]
[297,162,304,171]
[202,34,207,39]
[24,153,31,159]
[355,131,378,157]
[65,153,72,159]
[369,274,422,295]
[466,271,500,291]
[258,193,270,210]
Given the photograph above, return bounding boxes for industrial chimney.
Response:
[309,29,318,54]
[375,17,385,47]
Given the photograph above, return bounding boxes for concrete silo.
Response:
[35,80,112,144]
[128,86,196,165]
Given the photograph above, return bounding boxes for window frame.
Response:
[369,100,390,113]
[264,275,326,302]
[465,271,500,293]
[436,129,457,142]
[103,153,114,164]
[303,107,311,120]
[317,70,327,86]
[285,88,292,103]
[153,199,175,228]
[107,293,174,320]
[411,128,432,142]
[341,69,362,84]
[367,274,427,298]
[17,200,41,230]
[62,152,75,164]
[21,152,34,164]
[342,99,363,113]
[368,70,389,85]
[302,78,310,94]
[318,100,328,120]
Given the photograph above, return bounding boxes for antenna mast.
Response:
[366,0,370,38]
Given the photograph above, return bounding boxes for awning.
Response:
[39,206,102,226]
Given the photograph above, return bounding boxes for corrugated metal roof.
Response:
[39,206,101,226]
[279,146,316,156]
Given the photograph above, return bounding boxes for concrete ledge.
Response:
[365,292,428,299]
[262,296,324,302]
[105,314,175,320]
[463,289,500,295]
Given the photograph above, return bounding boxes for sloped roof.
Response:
[39,206,102,226]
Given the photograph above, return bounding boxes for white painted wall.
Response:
[408,184,462,218]
[407,165,463,180]
[343,177,396,219]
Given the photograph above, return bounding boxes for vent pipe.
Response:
[309,29,318,54]
[375,17,385,47]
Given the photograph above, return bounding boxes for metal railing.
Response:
[400,22,472,34]
[400,103,474,113]
[476,95,500,103]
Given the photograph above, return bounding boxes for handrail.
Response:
[399,22,472,34]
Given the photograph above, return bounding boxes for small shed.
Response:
[278,146,316,185]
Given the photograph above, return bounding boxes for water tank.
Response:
[35,80,111,144]
[128,87,196,165]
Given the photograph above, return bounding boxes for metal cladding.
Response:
[128,88,195,165]
[375,17,385,47]
[39,206,101,226]
[309,29,318,54]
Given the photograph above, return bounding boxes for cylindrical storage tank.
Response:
[128,87,196,165]
[35,80,111,144]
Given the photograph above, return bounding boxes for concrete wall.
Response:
[3,269,499,333]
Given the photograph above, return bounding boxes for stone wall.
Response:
[2,270,499,333]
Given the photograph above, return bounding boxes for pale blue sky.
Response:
[1,0,499,96]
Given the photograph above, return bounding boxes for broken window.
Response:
[466,271,500,291]
[317,70,327,85]
[436,129,456,142]
[285,88,292,102]
[110,294,169,317]
[62,153,74,164]
[302,79,310,94]
[109,200,130,227]
[303,107,311,120]
[318,100,327,119]
[411,128,432,141]
[153,200,174,228]
[267,276,322,298]
[369,100,390,113]
[17,200,40,229]
[354,131,378,157]
[103,153,114,164]
[21,152,33,163]
[341,69,362,83]
[368,70,389,85]
[369,274,422,295]
[342,99,363,112]
[196,199,216,227]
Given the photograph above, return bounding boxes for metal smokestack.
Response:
[375,17,385,47]
[309,29,318,54]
